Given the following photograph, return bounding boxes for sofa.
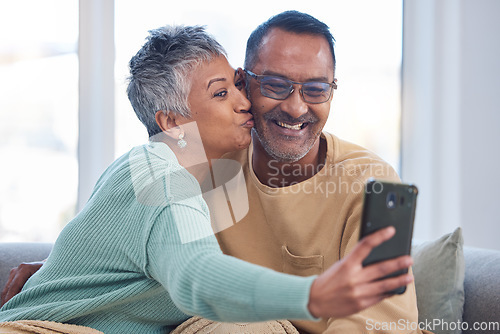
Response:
[0,236,499,334]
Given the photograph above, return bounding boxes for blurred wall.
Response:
[402,0,500,250]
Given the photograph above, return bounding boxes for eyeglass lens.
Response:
[259,76,332,103]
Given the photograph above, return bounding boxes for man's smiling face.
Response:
[247,28,335,162]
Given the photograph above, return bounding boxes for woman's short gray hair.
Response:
[127,25,226,137]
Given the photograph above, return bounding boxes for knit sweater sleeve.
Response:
[144,201,317,323]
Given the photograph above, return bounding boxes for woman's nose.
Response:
[236,88,251,113]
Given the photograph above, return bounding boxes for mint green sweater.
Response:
[0,142,316,333]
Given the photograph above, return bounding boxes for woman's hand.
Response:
[1,261,45,306]
[307,227,413,318]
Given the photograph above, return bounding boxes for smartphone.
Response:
[359,179,418,294]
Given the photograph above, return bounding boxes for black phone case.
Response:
[359,179,418,294]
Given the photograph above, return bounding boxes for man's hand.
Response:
[1,261,45,306]
[308,227,413,318]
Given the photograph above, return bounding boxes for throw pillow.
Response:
[412,227,465,334]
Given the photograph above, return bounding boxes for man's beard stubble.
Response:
[251,108,321,163]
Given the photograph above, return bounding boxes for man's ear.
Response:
[155,110,182,140]
[237,67,245,77]
[237,67,248,88]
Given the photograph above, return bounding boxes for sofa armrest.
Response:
[0,242,53,292]
[462,246,500,333]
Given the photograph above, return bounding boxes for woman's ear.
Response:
[155,110,182,140]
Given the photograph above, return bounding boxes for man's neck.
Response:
[252,135,327,188]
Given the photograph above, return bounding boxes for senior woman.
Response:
[0,25,411,334]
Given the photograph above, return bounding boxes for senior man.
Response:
[212,10,429,333]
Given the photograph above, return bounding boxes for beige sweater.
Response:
[216,132,428,334]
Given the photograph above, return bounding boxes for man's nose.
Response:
[279,88,308,119]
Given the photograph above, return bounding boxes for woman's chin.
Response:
[220,137,252,157]
[238,135,252,151]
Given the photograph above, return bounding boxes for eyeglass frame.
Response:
[243,69,337,104]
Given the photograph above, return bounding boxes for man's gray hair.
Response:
[127,25,226,137]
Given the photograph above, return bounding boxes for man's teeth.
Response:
[277,121,303,130]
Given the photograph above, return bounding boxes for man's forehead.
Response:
[255,28,334,80]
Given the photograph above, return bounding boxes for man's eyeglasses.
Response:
[244,69,337,104]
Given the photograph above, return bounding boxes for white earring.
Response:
[177,132,187,148]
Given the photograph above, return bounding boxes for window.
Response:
[0,1,79,242]
[0,0,402,242]
[115,1,403,170]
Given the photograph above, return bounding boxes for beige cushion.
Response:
[171,316,299,334]
[0,320,103,334]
